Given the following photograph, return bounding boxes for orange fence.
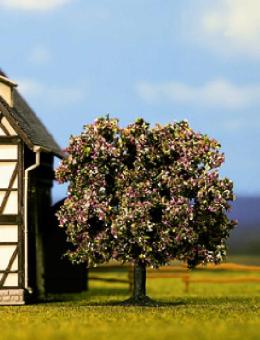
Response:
[89,262,260,293]
[143,263,260,292]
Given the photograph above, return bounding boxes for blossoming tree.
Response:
[56,117,236,304]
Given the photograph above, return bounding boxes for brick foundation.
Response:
[0,289,26,305]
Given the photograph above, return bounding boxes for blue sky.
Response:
[0,0,259,200]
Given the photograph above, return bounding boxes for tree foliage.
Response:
[56,117,236,269]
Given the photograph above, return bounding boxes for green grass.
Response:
[1,267,260,340]
[227,255,260,266]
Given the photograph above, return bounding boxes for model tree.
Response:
[56,117,236,304]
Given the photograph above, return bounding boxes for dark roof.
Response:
[0,69,63,158]
[0,69,8,78]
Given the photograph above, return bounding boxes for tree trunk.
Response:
[121,261,158,305]
[133,261,146,301]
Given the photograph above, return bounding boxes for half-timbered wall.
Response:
[0,112,23,293]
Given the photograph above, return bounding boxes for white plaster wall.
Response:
[0,145,17,159]
[0,225,18,242]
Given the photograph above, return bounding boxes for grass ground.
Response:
[228,255,260,266]
[1,260,260,340]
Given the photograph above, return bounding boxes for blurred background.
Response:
[0,0,259,260]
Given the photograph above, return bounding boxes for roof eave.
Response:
[0,99,64,158]
[0,99,35,149]
[33,145,64,158]
[0,75,18,87]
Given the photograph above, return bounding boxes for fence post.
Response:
[128,264,134,292]
[183,275,190,293]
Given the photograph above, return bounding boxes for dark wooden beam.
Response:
[0,270,18,274]
[18,142,24,288]
[0,215,21,223]
[0,136,21,144]
[0,242,18,245]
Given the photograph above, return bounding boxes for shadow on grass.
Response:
[37,287,130,304]
[38,295,186,308]
[91,296,260,308]
[185,296,260,306]
[78,300,186,307]
[35,291,260,308]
